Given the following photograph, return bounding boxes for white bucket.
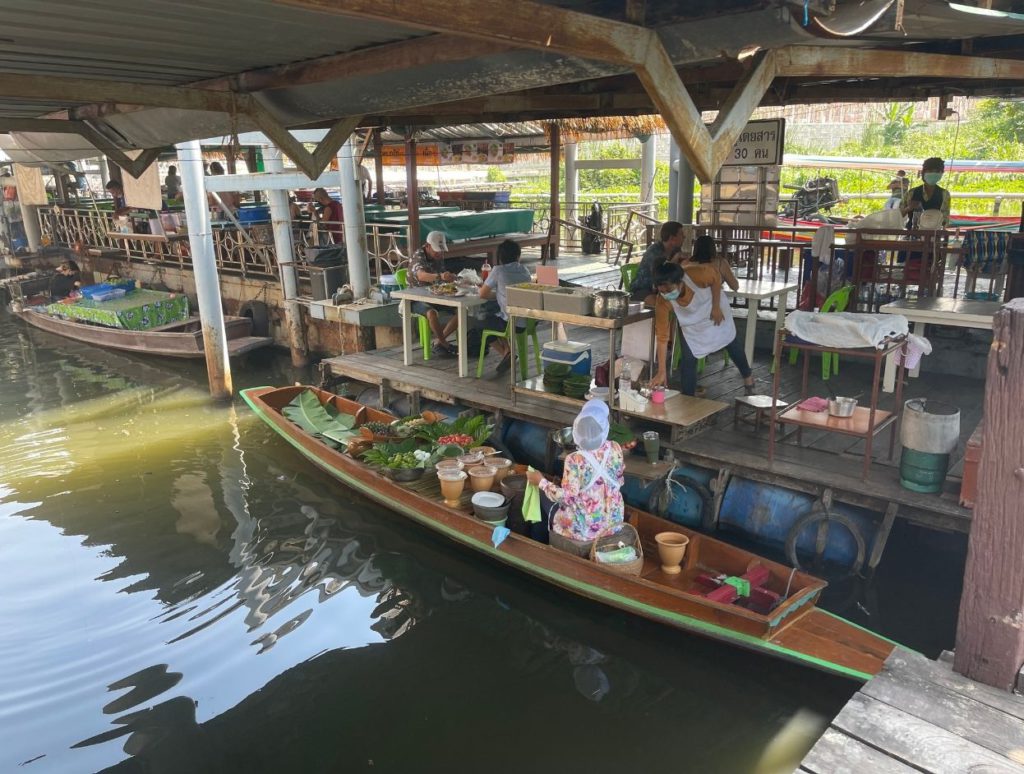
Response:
[901,399,960,455]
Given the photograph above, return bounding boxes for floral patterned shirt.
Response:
[539,441,625,541]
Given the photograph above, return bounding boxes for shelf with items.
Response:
[768,331,907,481]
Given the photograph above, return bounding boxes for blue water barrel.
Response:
[502,419,550,471]
[622,464,715,528]
[718,478,877,568]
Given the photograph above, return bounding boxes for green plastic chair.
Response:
[620,263,639,292]
[477,318,542,380]
[395,268,432,361]
[776,284,853,380]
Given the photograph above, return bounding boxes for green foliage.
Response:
[360,438,424,468]
[282,390,358,449]
[486,166,507,182]
[414,413,493,447]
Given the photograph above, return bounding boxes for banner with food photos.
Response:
[383,141,514,166]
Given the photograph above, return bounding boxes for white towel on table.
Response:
[785,311,908,350]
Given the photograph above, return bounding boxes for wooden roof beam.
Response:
[777,45,1024,81]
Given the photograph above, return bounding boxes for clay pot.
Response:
[654,532,690,575]
[437,469,467,506]
[435,459,465,474]
[468,465,497,493]
[488,457,514,485]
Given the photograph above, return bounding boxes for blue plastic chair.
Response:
[395,268,431,361]
[477,319,542,380]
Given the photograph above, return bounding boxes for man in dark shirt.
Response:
[631,220,685,302]
[409,231,459,356]
[311,187,344,244]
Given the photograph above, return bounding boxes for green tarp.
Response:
[363,206,459,221]
[379,209,535,245]
[45,289,191,331]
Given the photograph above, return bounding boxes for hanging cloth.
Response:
[523,467,543,523]
[670,269,736,358]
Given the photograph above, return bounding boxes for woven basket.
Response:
[589,523,644,576]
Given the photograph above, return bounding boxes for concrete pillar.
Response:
[549,123,561,262]
[564,142,578,226]
[668,138,680,224]
[405,131,420,254]
[18,201,41,252]
[176,140,232,400]
[678,156,696,224]
[372,128,386,206]
[264,146,309,366]
[640,135,656,213]
[97,156,110,186]
[338,137,370,298]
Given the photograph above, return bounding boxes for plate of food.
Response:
[428,283,465,297]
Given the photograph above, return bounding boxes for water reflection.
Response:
[0,308,850,773]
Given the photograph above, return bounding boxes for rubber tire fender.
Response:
[784,504,866,579]
[239,300,270,337]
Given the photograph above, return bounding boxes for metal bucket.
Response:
[901,399,960,455]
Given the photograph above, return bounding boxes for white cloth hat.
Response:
[579,398,610,423]
[573,412,609,451]
[426,231,448,252]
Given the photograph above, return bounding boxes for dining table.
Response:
[730,278,798,365]
[391,286,485,378]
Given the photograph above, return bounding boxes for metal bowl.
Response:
[383,466,426,482]
[828,397,858,418]
[552,426,575,449]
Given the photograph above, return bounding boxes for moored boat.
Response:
[241,384,899,680]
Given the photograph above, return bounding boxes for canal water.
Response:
[0,305,967,773]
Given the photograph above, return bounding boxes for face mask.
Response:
[660,289,680,301]
[923,172,943,185]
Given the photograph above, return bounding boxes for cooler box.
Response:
[542,341,592,375]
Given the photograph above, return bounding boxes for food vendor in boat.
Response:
[650,238,755,397]
[900,157,951,228]
[526,400,625,556]
[50,260,81,300]
[409,231,459,357]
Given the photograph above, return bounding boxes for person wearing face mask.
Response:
[650,238,755,397]
[900,157,951,229]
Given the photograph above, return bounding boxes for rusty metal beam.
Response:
[272,0,647,66]
[777,45,1024,81]
[249,107,363,179]
[75,126,162,178]
[0,117,89,134]
[0,73,241,113]
[195,34,509,93]
[708,50,779,173]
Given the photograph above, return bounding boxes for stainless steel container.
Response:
[593,290,630,318]
[828,397,858,417]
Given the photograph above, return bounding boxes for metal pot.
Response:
[828,397,858,417]
[593,290,630,319]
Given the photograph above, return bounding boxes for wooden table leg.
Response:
[401,299,413,366]
[743,300,757,365]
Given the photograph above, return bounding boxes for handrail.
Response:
[552,217,634,267]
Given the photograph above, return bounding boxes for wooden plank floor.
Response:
[800,649,1024,774]
[322,325,978,533]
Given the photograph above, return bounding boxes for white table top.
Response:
[731,278,799,300]
[392,286,486,309]
[879,297,1000,328]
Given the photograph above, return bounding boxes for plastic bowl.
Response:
[471,491,510,521]
[458,452,485,467]
[435,458,465,473]
[468,465,496,492]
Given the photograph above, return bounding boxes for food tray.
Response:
[542,288,593,316]
[506,283,546,310]
[89,288,127,302]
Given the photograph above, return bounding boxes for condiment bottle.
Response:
[480,259,491,282]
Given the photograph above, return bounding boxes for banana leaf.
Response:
[283,389,358,448]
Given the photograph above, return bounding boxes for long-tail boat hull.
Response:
[241,385,898,680]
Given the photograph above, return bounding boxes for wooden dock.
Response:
[799,648,1024,773]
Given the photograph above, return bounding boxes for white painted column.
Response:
[640,135,657,215]
[176,140,232,400]
[264,146,309,366]
[17,201,41,252]
[564,142,578,226]
[667,137,680,224]
[678,157,696,224]
[337,138,370,299]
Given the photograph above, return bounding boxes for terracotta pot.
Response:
[488,457,513,484]
[654,531,690,575]
[438,470,467,506]
[468,465,496,493]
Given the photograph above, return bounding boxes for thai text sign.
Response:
[722,118,785,166]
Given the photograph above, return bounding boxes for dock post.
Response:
[372,128,386,207]
[564,142,577,228]
[175,140,232,400]
[338,137,370,298]
[955,298,1024,690]
[263,146,309,367]
[404,130,419,256]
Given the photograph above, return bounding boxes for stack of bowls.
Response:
[471,491,510,526]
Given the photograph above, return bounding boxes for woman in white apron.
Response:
[526,401,625,557]
[651,257,755,397]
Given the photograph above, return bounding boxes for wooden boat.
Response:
[241,384,899,681]
[13,304,273,359]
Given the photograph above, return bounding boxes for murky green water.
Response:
[0,305,965,773]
